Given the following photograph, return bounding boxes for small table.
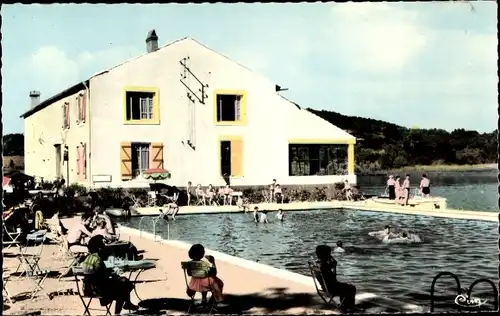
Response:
[104,259,156,301]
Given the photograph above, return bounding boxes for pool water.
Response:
[121,209,498,310]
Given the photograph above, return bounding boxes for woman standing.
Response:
[386,175,396,200]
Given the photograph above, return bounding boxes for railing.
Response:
[138,216,169,242]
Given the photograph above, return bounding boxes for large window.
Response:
[131,143,150,177]
[216,94,242,122]
[126,92,154,121]
[289,144,348,176]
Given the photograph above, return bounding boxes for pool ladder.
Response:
[138,217,170,242]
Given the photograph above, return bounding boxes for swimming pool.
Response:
[120,209,498,310]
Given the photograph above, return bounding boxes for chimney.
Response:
[29,91,41,108]
[146,30,158,53]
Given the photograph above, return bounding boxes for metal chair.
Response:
[2,221,22,250]
[308,261,345,309]
[72,266,113,316]
[181,261,218,314]
[195,190,207,206]
[147,191,157,207]
[58,237,88,280]
[3,272,14,304]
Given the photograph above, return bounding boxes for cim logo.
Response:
[454,294,487,308]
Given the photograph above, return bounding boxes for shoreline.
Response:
[358,163,497,176]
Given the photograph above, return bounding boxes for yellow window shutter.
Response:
[151,142,164,169]
[120,142,133,180]
[230,139,243,177]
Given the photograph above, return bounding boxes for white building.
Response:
[22,30,357,188]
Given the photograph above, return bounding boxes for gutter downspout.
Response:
[82,81,91,188]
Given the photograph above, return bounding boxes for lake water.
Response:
[357,169,498,211]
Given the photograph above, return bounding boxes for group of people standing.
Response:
[385,173,431,206]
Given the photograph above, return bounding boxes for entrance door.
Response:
[54,144,62,178]
[220,141,231,177]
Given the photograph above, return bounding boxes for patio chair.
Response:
[2,221,22,250]
[3,272,14,304]
[181,261,218,314]
[307,261,345,309]
[72,266,112,316]
[195,190,207,206]
[14,232,47,279]
[58,237,88,280]
[147,191,157,207]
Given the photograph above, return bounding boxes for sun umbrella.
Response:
[142,168,171,181]
[3,176,11,187]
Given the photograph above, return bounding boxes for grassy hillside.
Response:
[308,109,497,174]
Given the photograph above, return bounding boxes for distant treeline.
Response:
[308,109,498,173]
[3,133,24,156]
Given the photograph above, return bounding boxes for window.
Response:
[77,93,86,123]
[126,92,154,121]
[131,143,150,177]
[289,144,348,176]
[213,90,247,125]
[62,102,70,129]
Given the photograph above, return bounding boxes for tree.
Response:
[3,133,24,156]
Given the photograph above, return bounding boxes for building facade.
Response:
[22,31,357,188]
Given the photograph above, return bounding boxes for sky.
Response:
[2,2,498,135]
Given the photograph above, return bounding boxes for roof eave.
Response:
[20,80,90,119]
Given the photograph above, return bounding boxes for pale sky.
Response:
[2,2,498,134]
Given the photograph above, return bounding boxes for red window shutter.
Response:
[82,143,87,179]
[81,93,86,122]
[65,102,70,128]
[76,146,81,175]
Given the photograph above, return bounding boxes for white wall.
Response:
[24,89,90,185]
[89,38,356,188]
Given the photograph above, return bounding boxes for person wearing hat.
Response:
[386,175,396,200]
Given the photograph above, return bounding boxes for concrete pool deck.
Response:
[132,200,498,222]
[3,216,424,315]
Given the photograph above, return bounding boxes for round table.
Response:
[104,260,156,301]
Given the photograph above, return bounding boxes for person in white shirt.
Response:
[386,175,396,200]
[259,211,269,223]
[276,209,285,222]
[334,240,345,253]
[67,213,93,248]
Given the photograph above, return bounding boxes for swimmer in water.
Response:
[276,209,285,222]
[259,211,269,223]
[369,225,397,240]
[334,240,345,253]
[253,207,260,222]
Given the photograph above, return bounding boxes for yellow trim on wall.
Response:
[348,143,355,175]
[213,90,248,126]
[288,138,356,145]
[123,86,160,125]
[218,135,244,178]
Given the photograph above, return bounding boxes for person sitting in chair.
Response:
[81,235,138,314]
[206,185,216,205]
[273,185,284,203]
[236,196,249,212]
[186,244,224,305]
[165,189,180,220]
[91,207,115,235]
[67,213,93,248]
[91,218,117,242]
[314,244,356,312]
[195,184,207,205]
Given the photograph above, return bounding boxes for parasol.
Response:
[142,168,171,181]
[3,176,11,187]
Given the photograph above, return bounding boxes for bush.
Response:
[65,181,351,209]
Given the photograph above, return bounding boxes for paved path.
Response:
[3,216,424,315]
[132,200,497,222]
